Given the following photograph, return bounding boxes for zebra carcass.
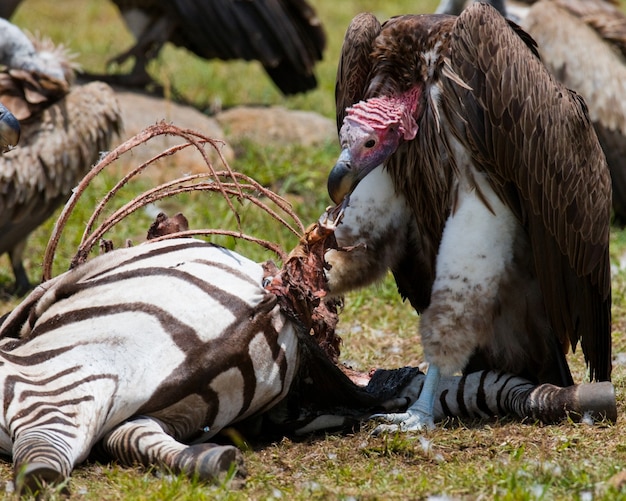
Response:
[0,232,616,495]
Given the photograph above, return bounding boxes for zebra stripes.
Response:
[266,361,616,437]
[0,237,615,495]
[0,238,299,492]
[96,417,245,480]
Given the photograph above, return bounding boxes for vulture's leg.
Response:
[377,168,518,431]
[9,240,31,295]
[82,16,174,89]
[109,16,173,83]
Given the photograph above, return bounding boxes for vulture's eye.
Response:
[365,139,376,148]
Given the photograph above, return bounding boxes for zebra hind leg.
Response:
[99,417,246,485]
[12,430,73,496]
[15,462,69,497]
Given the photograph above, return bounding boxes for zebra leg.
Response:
[12,429,73,495]
[364,369,616,428]
[99,417,246,483]
[425,371,617,423]
[517,380,617,423]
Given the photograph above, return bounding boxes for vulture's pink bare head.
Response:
[328,88,421,204]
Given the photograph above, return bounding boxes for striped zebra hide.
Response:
[0,238,617,495]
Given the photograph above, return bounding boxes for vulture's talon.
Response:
[370,410,435,433]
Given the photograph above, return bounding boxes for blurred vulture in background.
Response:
[437,0,626,225]
[0,18,121,295]
[0,0,327,96]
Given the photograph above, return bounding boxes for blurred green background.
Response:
[2,2,626,500]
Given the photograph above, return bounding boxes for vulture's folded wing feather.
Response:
[442,3,612,380]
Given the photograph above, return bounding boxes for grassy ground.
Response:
[1,0,626,499]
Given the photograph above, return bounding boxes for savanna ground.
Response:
[1,0,626,499]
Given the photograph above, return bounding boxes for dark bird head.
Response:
[328,88,422,204]
[0,103,20,153]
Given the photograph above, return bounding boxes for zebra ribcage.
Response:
[0,239,299,475]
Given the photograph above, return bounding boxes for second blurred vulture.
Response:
[0,18,121,295]
[1,0,327,96]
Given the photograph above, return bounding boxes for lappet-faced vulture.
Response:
[325,3,612,430]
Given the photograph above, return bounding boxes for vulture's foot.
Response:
[371,407,436,433]
[78,68,162,95]
[372,364,441,433]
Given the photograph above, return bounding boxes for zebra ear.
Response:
[146,212,189,240]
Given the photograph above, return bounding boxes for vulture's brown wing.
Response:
[171,0,326,95]
[441,2,612,380]
[523,0,626,223]
[335,12,381,133]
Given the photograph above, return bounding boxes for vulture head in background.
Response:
[325,3,612,431]
[0,102,19,152]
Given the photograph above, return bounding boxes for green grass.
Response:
[2,0,626,499]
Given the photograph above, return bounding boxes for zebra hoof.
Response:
[15,462,68,496]
[574,381,617,423]
[176,444,247,485]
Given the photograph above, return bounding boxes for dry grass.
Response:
[1,0,626,499]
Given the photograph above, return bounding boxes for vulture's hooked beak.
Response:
[0,104,20,153]
[328,148,356,204]
[328,148,380,205]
